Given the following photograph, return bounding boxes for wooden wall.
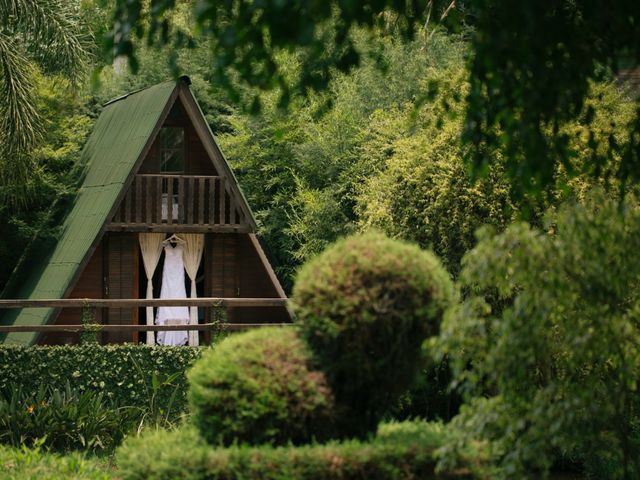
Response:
[187,119,216,175]
[137,101,218,176]
[209,233,238,323]
[207,233,290,324]
[40,243,104,345]
[40,233,139,345]
[104,233,138,343]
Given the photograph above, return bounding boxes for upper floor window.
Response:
[159,127,185,172]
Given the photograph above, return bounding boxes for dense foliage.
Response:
[464,1,640,195]
[0,382,136,452]
[293,232,454,438]
[0,76,96,292]
[220,32,481,283]
[105,0,459,109]
[389,360,461,423]
[107,1,640,196]
[188,327,335,446]
[0,345,202,420]
[438,193,640,478]
[219,32,635,284]
[116,421,477,480]
[353,68,513,276]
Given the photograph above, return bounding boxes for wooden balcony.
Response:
[106,174,249,232]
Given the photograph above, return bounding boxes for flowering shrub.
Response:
[0,344,202,417]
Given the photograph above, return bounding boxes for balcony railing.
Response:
[109,174,244,228]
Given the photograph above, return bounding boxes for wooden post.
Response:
[198,177,205,224]
[178,177,185,223]
[167,175,174,223]
[135,176,142,223]
[187,177,195,224]
[145,176,152,224]
[208,178,215,225]
[80,305,99,344]
[228,193,236,225]
[124,189,132,224]
[156,176,163,224]
[219,178,226,224]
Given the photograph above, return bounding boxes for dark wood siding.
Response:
[187,125,216,174]
[40,243,104,345]
[105,233,138,343]
[137,100,219,176]
[235,234,290,323]
[209,233,238,322]
[237,234,280,297]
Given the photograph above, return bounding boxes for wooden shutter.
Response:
[105,234,138,343]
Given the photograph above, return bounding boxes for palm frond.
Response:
[0,0,91,205]
[0,0,92,82]
[0,32,39,161]
[0,33,38,203]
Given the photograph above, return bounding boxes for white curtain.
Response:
[182,234,204,346]
[139,233,165,345]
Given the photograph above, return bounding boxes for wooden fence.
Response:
[0,297,292,337]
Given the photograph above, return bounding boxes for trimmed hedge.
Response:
[292,232,455,438]
[0,345,202,415]
[116,420,476,480]
[189,327,335,446]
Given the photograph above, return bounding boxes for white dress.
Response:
[156,244,189,346]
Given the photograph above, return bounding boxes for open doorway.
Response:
[137,236,206,345]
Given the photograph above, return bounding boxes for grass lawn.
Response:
[0,445,115,480]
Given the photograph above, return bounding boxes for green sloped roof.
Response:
[1,81,176,345]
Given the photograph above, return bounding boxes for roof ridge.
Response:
[102,76,190,107]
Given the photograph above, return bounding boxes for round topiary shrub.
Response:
[188,327,335,446]
[292,231,454,438]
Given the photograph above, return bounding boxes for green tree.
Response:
[218,29,634,283]
[0,0,91,203]
[293,231,454,438]
[356,64,636,275]
[218,31,469,284]
[106,1,640,195]
[464,0,640,196]
[354,64,514,276]
[438,192,640,478]
[104,1,460,105]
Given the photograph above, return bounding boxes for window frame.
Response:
[158,126,186,174]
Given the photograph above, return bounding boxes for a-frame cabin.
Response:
[0,76,290,346]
